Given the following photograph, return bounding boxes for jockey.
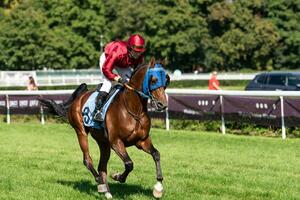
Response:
[94,34,146,122]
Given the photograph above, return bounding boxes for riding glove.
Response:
[118,77,128,85]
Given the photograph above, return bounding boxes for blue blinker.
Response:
[142,64,167,97]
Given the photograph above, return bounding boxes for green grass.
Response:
[0,123,299,200]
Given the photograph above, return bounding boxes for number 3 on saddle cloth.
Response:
[82,86,121,129]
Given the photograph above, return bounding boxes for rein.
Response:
[121,63,167,121]
[122,87,144,122]
[123,83,151,99]
[122,82,163,111]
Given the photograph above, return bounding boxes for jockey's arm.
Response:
[102,53,119,81]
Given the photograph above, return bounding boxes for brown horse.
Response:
[40,57,169,199]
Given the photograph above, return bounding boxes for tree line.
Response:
[0,0,299,72]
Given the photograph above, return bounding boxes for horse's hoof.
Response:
[153,181,163,198]
[110,172,121,181]
[105,192,113,199]
[110,172,125,183]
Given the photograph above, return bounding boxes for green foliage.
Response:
[266,0,300,69]
[104,0,208,71]
[0,0,21,9]
[0,0,299,71]
[0,0,104,70]
[205,0,279,71]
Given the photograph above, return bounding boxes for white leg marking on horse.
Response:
[97,184,108,193]
[153,181,163,198]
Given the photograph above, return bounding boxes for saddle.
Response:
[81,84,122,130]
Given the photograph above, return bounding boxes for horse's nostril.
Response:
[159,105,167,111]
[157,102,163,107]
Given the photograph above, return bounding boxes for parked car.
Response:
[245,72,300,91]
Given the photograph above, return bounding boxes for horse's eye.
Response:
[151,76,158,84]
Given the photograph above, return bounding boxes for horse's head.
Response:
[142,57,170,111]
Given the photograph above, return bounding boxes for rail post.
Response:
[40,96,45,125]
[220,95,226,134]
[280,96,286,139]
[6,94,10,124]
[165,94,170,131]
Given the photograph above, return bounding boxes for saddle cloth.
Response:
[82,88,120,129]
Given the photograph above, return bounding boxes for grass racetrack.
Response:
[0,123,299,200]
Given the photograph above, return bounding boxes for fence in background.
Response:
[0,70,256,87]
[1,89,300,139]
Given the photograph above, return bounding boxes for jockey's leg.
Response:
[94,52,111,122]
[94,76,110,121]
[94,91,108,121]
[110,140,133,183]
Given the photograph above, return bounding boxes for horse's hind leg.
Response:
[136,138,164,198]
[110,140,133,183]
[75,127,100,183]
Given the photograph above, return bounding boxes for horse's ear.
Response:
[150,57,155,68]
[166,74,170,87]
[161,57,168,68]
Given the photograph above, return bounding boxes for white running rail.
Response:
[0,70,256,87]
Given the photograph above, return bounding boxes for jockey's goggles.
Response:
[131,45,146,52]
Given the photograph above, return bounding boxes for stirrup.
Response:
[94,110,104,122]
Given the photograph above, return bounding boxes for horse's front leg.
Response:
[93,136,112,199]
[137,138,164,198]
[110,140,133,183]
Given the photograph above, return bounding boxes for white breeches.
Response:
[99,53,132,93]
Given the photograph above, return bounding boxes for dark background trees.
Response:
[0,0,299,72]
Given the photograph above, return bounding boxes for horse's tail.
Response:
[39,83,88,119]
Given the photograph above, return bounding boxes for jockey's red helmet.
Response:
[127,34,146,53]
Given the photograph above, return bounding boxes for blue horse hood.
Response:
[142,64,167,96]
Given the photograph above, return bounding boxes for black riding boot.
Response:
[94,91,108,122]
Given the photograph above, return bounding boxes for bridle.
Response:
[122,82,165,111]
[121,63,168,120]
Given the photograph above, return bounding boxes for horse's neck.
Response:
[129,65,148,90]
[123,65,148,114]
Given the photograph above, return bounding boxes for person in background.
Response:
[208,71,221,90]
[94,34,146,122]
[27,76,38,90]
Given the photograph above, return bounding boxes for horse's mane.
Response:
[131,62,148,78]
[131,58,164,78]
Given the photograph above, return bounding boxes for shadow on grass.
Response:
[57,179,152,199]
